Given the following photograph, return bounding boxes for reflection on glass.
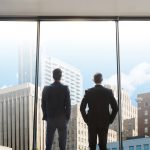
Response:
[40,21,117,150]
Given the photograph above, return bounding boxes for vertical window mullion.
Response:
[115,19,123,150]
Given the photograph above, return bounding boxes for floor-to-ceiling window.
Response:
[40,21,117,150]
[0,19,150,150]
[120,21,150,140]
[0,21,43,150]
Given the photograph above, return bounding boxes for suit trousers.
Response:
[46,116,67,150]
[88,123,109,150]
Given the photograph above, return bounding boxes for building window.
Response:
[112,148,117,150]
[144,127,148,133]
[136,145,141,150]
[129,146,134,150]
[144,119,148,124]
[144,110,148,116]
[144,102,149,107]
[144,144,149,150]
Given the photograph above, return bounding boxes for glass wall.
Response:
[40,21,117,150]
[0,19,150,150]
[120,21,150,142]
[0,21,43,150]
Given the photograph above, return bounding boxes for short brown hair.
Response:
[94,73,103,83]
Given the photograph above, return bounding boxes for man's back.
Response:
[80,73,118,150]
[80,84,118,126]
[42,82,71,120]
[42,68,71,150]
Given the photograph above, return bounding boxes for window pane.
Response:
[136,145,141,150]
[0,22,43,150]
[120,21,150,141]
[144,144,149,150]
[129,146,134,150]
[40,21,117,150]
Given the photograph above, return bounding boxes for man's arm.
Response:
[41,86,47,120]
[65,86,71,121]
[109,90,119,124]
[80,90,88,124]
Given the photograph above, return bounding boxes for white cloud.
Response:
[0,85,11,89]
[104,62,150,96]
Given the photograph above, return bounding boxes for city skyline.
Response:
[0,21,150,105]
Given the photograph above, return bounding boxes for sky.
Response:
[0,21,150,105]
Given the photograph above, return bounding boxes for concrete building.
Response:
[0,83,45,150]
[137,92,150,136]
[18,46,36,85]
[107,136,150,150]
[106,85,138,140]
[40,56,83,104]
[107,129,117,143]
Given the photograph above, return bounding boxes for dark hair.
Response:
[53,68,62,81]
[94,73,103,83]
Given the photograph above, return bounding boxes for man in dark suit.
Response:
[80,73,118,150]
[41,68,71,150]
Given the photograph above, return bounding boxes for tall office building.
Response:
[0,83,45,150]
[18,52,83,104]
[40,56,83,104]
[105,85,138,140]
[18,46,36,84]
[137,92,150,136]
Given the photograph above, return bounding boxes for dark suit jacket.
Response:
[41,82,71,121]
[80,85,118,126]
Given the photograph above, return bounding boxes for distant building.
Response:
[18,46,36,85]
[0,83,45,150]
[137,92,150,136]
[107,129,117,143]
[19,51,83,104]
[40,56,83,104]
[123,118,137,139]
[107,136,150,150]
[105,85,138,140]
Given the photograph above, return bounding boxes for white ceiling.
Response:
[0,0,150,17]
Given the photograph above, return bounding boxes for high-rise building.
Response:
[40,56,83,104]
[137,92,150,136]
[18,52,83,104]
[105,85,138,140]
[18,46,36,84]
[0,83,45,150]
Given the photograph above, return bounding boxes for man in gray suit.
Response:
[80,73,118,150]
[42,68,71,150]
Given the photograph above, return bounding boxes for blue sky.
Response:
[0,21,150,105]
